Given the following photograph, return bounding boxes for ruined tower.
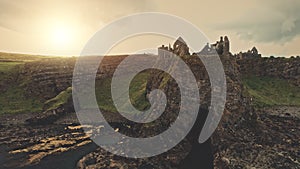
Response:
[173,37,190,57]
[158,37,190,57]
[210,36,230,55]
[224,36,230,54]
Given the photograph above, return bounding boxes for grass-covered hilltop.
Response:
[242,76,300,107]
[0,52,152,115]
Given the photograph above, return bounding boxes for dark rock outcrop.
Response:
[237,57,300,86]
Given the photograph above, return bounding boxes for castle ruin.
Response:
[158,36,231,57]
[236,47,262,59]
[198,36,230,55]
[158,35,262,60]
[158,37,190,57]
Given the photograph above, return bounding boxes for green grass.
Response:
[0,52,56,62]
[44,87,72,111]
[0,53,69,115]
[0,85,43,114]
[94,72,151,113]
[129,72,151,111]
[0,71,150,114]
[242,76,300,107]
[0,61,44,114]
[0,62,24,73]
[2,54,299,116]
[0,53,156,115]
[0,85,73,115]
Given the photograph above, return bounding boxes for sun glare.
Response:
[50,24,75,47]
[43,19,86,55]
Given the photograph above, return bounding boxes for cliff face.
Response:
[145,50,258,168]
[211,52,300,168]
[20,58,75,100]
[149,37,300,168]
[20,56,129,101]
[238,57,300,86]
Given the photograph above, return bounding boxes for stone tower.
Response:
[173,37,190,57]
[224,36,230,54]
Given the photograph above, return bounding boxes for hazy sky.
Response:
[0,0,299,56]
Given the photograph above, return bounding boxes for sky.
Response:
[0,0,299,57]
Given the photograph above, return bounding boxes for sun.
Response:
[44,20,83,55]
[51,26,74,47]
[39,17,86,55]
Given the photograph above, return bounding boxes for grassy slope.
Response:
[95,72,150,113]
[0,85,43,114]
[0,53,58,114]
[0,62,23,72]
[0,52,58,62]
[0,52,151,114]
[0,61,44,114]
[242,76,300,107]
[1,52,299,115]
[44,87,72,111]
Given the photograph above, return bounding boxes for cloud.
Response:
[219,0,300,43]
[0,0,37,32]
[0,0,156,33]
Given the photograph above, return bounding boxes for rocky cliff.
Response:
[145,37,299,168]
[238,57,300,86]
